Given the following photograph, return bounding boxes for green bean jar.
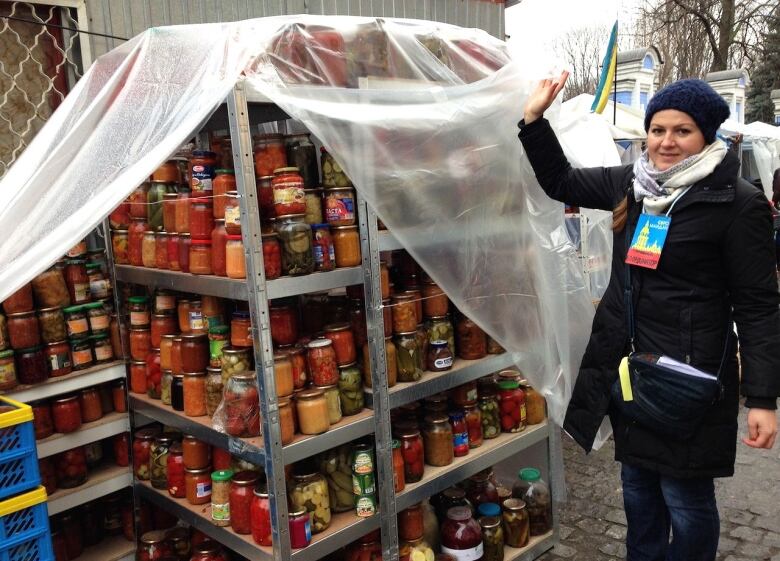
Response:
[479,515,505,561]
[425,315,455,356]
[478,391,501,439]
[147,180,174,231]
[337,362,364,415]
[394,331,422,382]
[277,214,314,276]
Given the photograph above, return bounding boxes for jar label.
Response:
[352,450,374,475]
[189,310,204,331]
[441,544,484,561]
[352,472,375,495]
[48,351,71,372]
[72,348,92,366]
[0,363,16,384]
[224,205,241,227]
[90,315,110,331]
[273,184,305,206]
[355,495,377,518]
[434,356,453,369]
[94,344,113,361]
[521,403,527,424]
[192,165,214,191]
[209,339,226,363]
[73,282,90,302]
[89,279,110,299]
[155,294,176,311]
[304,518,312,542]
[211,501,230,522]
[453,431,469,454]
[196,481,212,498]
[325,195,355,222]
[130,310,150,327]
[67,317,89,336]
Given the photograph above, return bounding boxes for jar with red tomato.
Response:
[261,233,282,280]
[254,134,287,177]
[146,347,162,399]
[271,167,305,216]
[51,395,82,433]
[323,323,356,366]
[306,338,338,386]
[6,311,40,349]
[2,282,33,314]
[498,379,526,433]
[54,446,87,488]
[230,311,252,347]
[399,428,424,483]
[257,175,275,219]
[230,470,260,534]
[269,304,297,346]
[138,530,174,561]
[223,372,261,437]
[128,218,147,266]
[251,487,272,546]
[113,432,129,466]
[31,400,54,440]
[38,457,57,495]
[133,427,159,480]
[167,441,186,498]
[130,328,151,361]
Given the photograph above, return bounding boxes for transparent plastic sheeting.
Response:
[0,16,618,452]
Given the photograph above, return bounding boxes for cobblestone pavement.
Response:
[539,404,780,561]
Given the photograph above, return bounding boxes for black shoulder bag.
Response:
[610,224,732,441]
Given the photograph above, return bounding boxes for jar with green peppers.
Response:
[150,434,175,490]
[290,470,331,534]
[394,331,422,382]
[277,214,314,276]
[415,324,428,369]
[501,498,530,548]
[425,315,455,356]
[480,515,505,561]
[478,391,501,439]
[337,362,363,416]
[206,366,223,417]
[147,180,175,231]
[161,370,173,406]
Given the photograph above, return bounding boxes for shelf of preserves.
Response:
[37,411,130,459]
[395,420,549,511]
[3,361,126,403]
[135,480,379,561]
[47,463,132,516]
[130,393,374,465]
[77,534,135,561]
[365,353,517,409]
[114,265,364,300]
[505,531,556,561]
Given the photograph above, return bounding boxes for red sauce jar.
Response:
[2,283,33,314]
[323,323,356,366]
[189,150,218,192]
[271,167,305,216]
[133,427,159,480]
[146,348,162,398]
[51,395,82,433]
[399,429,424,483]
[128,218,147,266]
[79,387,103,422]
[211,220,227,276]
[399,503,424,541]
[230,470,260,534]
[212,446,232,470]
[109,198,131,231]
[254,134,287,177]
[64,259,90,304]
[257,175,275,219]
[262,233,282,280]
[31,400,54,440]
[17,346,49,384]
[189,198,215,240]
[251,487,272,546]
[112,379,127,412]
[189,239,213,275]
[167,441,186,498]
[138,530,174,561]
[464,403,483,449]
[178,234,191,273]
[130,328,151,361]
[182,435,210,469]
[287,346,308,389]
[212,169,236,219]
[6,311,40,349]
[167,233,180,271]
[181,333,209,372]
[185,467,212,505]
[269,305,297,346]
[230,311,252,347]
[129,360,147,394]
[306,339,339,386]
[128,184,148,218]
[150,313,177,348]
[113,432,129,466]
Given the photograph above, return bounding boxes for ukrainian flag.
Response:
[590,20,618,114]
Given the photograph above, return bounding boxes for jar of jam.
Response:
[261,233,282,280]
[456,315,487,360]
[84,302,109,335]
[6,311,40,349]
[111,231,130,264]
[269,305,297,346]
[223,373,261,437]
[181,333,209,372]
[189,239,213,275]
[303,189,323,224]
[289,509,312,549]
[145,347,162,398]
[150,313,177,348]
[251,487,272,546]
[230,470,259,534]
[166,441,186,498]
[398,428,424,483]
[184,371,208,417]
[78,387,103,423]
[2,283,33,314]
[128,296,151,328]
[324,188,356,226]
[182,435,210,469]
[306,339,338,386]
[427,340,453,372]
[16,345,49,384]
[254,134,287,177]
[138,530,174,561]
[399,503,425,541]
[185,467,212,505]
[497,379,526,433]
[92,333,114,363]
[113,432,130,466]
[213,169,236,219]
[54,446,87,488]
[178,233,192,272]
[45,341,72,377]
[133,427,159,480]
[331,225,361,268]
[391,294,417,335]
[31,400,54,439]
[441,507,483,559]
[295,388,330,435]
[64,259,90,304]
[189,198,215,240]
[277,214,315,276]
[423,414,454,467]
[190,150,217,192]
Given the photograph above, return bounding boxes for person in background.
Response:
[518,74,779,561]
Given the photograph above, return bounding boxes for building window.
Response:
[642,54,654,70]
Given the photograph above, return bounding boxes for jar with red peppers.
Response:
[138,530,174,561]
[64,259,91,304]
[251,487,272,546]
[146,347,162,399]
[189,198,215,239]
[54,446,87,488]
[6,311,40,349]
[498,378,526,433]
[269,305,297,346]
[79,387,103,423]
[16,345,48,384]
[230,470,259,534]
[448,409,470,458]
[150,313,177,348]
[260,233,282,280]
[223,372,261,437]
[306,339,338,386]
[31,400,54,440]
[441,507,484,560]
[113,432,129,466]
[399,428,425,483]
[464,404,483,449]
[39,458,57,495]
[133,427,160,480]
[455,315,487,360]
[323,323,356,366]
[2,282,33,314]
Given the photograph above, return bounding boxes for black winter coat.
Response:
[519,118,780,478]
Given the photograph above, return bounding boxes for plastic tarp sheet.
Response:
[0,16,600,447]
[720,119,780,199]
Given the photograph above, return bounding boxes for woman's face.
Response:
[647,109,707,171]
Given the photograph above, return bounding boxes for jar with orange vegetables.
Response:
[306,339,338,386]
[189,240,213,275]
[163,192,178,232]
[391,294,417,334]
[269,305,297,346]
[189,198,214,239]
[331,225,361,268]
[154,232,169,269]
[183,371,207,417]
[273,351,294,398]
[150,314,177,348]
[254,134,287,176]
[167,233,180,270]
[129,328,151,361]
[261,233,282,280]
[230,311,252,347]
[323,323,356,366]
[129,360,147,394]
[178,233,191,273]
[225,235,246,279]
[128,218,147,266]
[175,191,190,233]
[278,398,295,445]
[159,334,176,371]
[211,220,227,277]
[361,337,397,388]
[212,169,235,219]
[129,184,148,218]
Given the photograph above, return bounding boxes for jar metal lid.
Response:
[37,306,62,313]
[183,371,206,377]
[502,498,527,511]
[323,322,350,332]
[211,469,234,482]
[135,427,160,440]
[184,467,211,474]
[430,340,449,346]
[181,333,208,340]
[297,388,325,400]
[273,166,299,174]
[289,508,307,517]
[230,372,256,381]
[231,470,260,485]
[307,338,333,349]
[7,310,36,318]
[446,506,473,521]
[330,225,358,230]
[140,530,168,545]
[51,394,79,404]
[479,515,502,529]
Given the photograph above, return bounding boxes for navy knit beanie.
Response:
[644,79,731,144]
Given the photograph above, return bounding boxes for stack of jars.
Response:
[0,247,119,391]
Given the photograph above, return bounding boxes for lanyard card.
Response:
[625,213,670,270]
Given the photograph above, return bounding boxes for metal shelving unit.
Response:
[47,463,133,516]
[3,360,126,403]
[77,535,135,561]
[37,411,130,459]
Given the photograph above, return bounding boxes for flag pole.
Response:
[613,18,618,126]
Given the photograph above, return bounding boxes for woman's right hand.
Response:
[523,70,569,124]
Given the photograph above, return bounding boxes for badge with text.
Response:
[625,214,671,269]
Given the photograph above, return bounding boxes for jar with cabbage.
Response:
[290,469,331,534]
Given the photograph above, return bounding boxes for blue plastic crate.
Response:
[0,397,41,501]
[0,487,53,561]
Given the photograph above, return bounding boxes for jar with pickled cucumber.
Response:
[221,347,251,384]
[425,315,455,356]
[501,498,529,548]
[277,214,314,276]
[316,444,356,514]
[478,391,501,439]
[337,363,363,416]
[321,148,352,187]
[394,332,423,382]
[150,435,175,490]
[290,469,331,534]
[479,514,505,561]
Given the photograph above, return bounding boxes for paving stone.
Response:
[604,509,627,526]
[605,524,627,540]
[729,525,765,543]
[726,509,754,525]
[736,542,772,558]
[559,525,575,540]
[718,537,738,553]
[551,544,577,558]
[755,516,780,534]
[575,518,608,535]
[597,542,627,558]
[764,533,780,549]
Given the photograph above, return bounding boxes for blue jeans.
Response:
[621,464,719,561]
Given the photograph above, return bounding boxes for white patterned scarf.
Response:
[632,140,728,215]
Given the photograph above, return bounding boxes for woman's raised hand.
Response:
[523,70,569,124]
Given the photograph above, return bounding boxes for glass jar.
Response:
[213,169,235,219]
[272,351,294,398]
[190,541,227,561]
[150,434,175,489]
[456,315,487,360]
[38,307,66,344]
[85,302,109,335]
[31,401,54,439]
[208,326,228,368]
[6,311,40,349]
[181,434,210,470]
[394,331,422,382]
[64,259,90,304]
[175,191,191,233]
[391,439,405,493]
[272,167,306,216]
[184,371,208,417]
[165,526,190,560]
[17,345,49,383]
[141,231,157,268]
[269,305,297,346]
[211,469,233,527]
[223,191,241,235]
[178,233,191,273]
[399,503,425,541]
[150,313,176,348]
[295,388,330,435]
[146,180,170,231]
[111,231,130,264]
[311,224,336,272]
[427,340,453,372]
[422,281,448,318]
[230,311,252,347]
[306,339,338,386]
[185,467,212,505]
[423,414,454,467]
[223,373,261,437]
[211,220,227,276]
[2,283,33,314]
[171,374,184,411]
[391,294,417,335]
[221,346,251,384]
[206,367,223,417]
[112,379,127,412]
[521,382,546,425]
[190,150,217,192]
[290,471,331,534]
[177,300,191,333]
[189,198,215,240]
[331,225,361,267]
[230,470,259,534]
[130,360,147,394]
[251,488,272,546]
[54,446,87,488]
[448,410,469,458]
[463,403,483,448]
[289,509,312,549]
[501,498,530,548]
[254,134,287,177]
[278,214,314,276]
[337,363,363,415]
[426,315,455,356]
[62,305,88,339]
[324,187,356,227]
[112,432,130,466]
[321,148,351,187]
[256,175,275,219]
[287,134,319,188]
[181,333,209,372]
[44,341,70,378]
[163,192,179,233]
[317,383,342,425]
[512,468,552,536]
[31,267,71,308]
[133,428,159,480]
[479,515,505,561]
[189,239,213,275]
[154,232,168,269]
[279,397,295,445]
[261,233,282,280]
[478,389,501,439]
[223,235,247,279]
[441,507,483,560]
[60,512,83,558]
[39,457,56,494]
[465,472,499,508]
[86,264,111,301]
[288,346,308,389]
[303,189,323,224]
[399,429,424,483]
[497,380,526,433]
[79,387,103,423]
[166,233,180,271]
[145,347,162,398]
[323,323,356,366]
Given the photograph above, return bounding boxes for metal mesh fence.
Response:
[0,2,83,179]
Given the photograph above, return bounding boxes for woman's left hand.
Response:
[743,408,778,449]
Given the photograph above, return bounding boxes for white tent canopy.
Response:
[720,119,780,199]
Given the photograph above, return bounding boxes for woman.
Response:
[519,75,779,561]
